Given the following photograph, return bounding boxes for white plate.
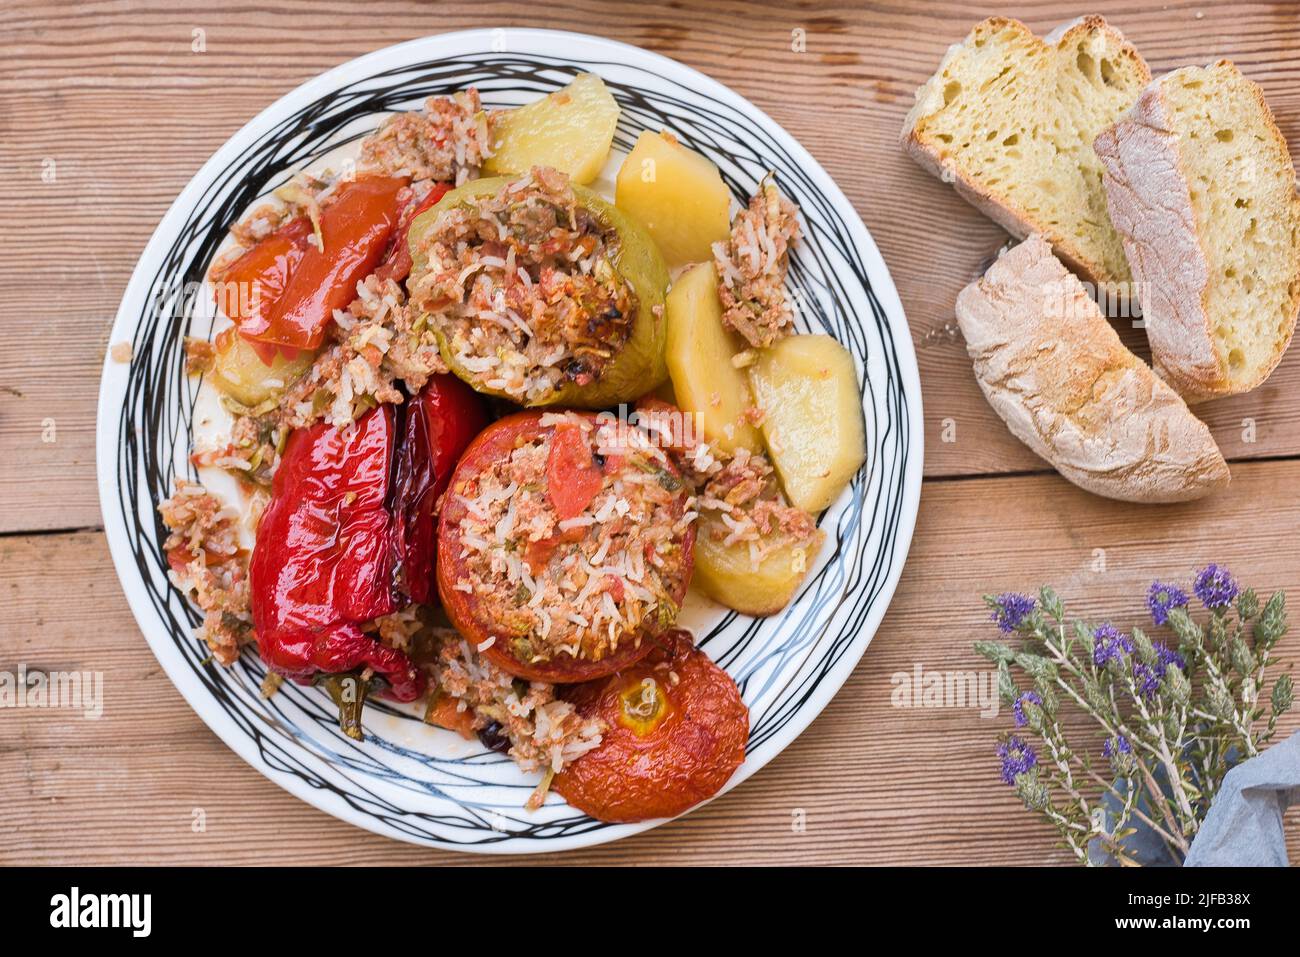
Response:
[96,28,923,853]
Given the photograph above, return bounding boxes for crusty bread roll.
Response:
[902,16,1150,286]
[956,235,1230,503]
[1094,60,1300,401]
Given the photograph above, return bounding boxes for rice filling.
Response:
[430,631,605,779]
[409,167,637,404]
[451,414,692,664]
[712,177,801,349]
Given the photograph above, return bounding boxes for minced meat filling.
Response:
[693,445,820,555]
[451,413,693,664]
[430,630,605,779]
[637,402,820,567]
[713,177,801,349]
[158,480,253,666]
[359,88,493,186]
[409,167,637,404]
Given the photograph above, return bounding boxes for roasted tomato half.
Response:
[553,629,749,822]
[436,410,695,683]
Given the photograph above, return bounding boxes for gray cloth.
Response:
[1185,730,1300,867]
[1090,770,1183,866]
[1088,731,1299,866]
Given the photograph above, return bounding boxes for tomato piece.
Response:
[249,405,424,702]
[374,182,451,284]
[217,217,313,328]
[545,423,604,520]
[523,524,587,571]
[166,544,193,576]
[392,373,489,604]
[247,175,409,350]
[213,217,314,363]
[425,694,477,739]
[553,629,749,822]
[632,396,696,455]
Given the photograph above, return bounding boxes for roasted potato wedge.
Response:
[692,514,824,616]
[748,335,866,513]
[615,130,732,267]
[483,73,619,185]
[664,262,762,455]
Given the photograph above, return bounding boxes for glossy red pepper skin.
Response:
[246,175,409,351]
[217,217,314,364]
[374,182,451,285]
[249,405,424,702]
[392,373,489,604]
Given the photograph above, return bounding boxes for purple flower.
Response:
[1155,641,1186,675]
[991,593,1036,633]
[997,736,1037,784]
[1012,691,1042,728]
[1133,661,1161,699]
[1194,564,1238,609]
[1103,735,1132,759]
[1092,624,1133,666]
[1147,581,1189,626]
[1130,642,1185,699]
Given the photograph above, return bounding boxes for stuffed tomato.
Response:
[436,409,695,683]
[406,167,670,408]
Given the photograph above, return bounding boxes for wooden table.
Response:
[2,0,1298,866]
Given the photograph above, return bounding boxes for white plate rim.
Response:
[95,27,924,854]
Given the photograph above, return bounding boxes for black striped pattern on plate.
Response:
[100,31,920,851]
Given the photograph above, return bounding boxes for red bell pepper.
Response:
[216,216,314,364]
[249,405,424,738]
[245,175,409,351]
[374,181,451,285]
[392,373,488,604]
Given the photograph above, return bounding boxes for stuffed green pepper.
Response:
[405,166,670,407]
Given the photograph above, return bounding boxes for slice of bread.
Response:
[956,235,1230,503]
[1094,60,1300,400]
[902,16,1150,286]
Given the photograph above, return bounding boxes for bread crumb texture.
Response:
[903,16,1150,286]
[1096,60,1300,399]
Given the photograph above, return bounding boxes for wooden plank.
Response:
[2,459,1297,865]
[3,1,1300,530]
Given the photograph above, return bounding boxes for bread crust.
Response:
[956,235,1230,503]
[1094,60,1300,400]
[902,16,1150,286]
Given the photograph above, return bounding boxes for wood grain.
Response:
[2,460,1297,865]
[3,1,1300,529]
[2,0,1299,866]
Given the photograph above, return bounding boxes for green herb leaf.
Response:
[973,640,1015,664]
[1271,673,1294,716]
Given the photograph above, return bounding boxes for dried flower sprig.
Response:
[976,564,1294,866]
